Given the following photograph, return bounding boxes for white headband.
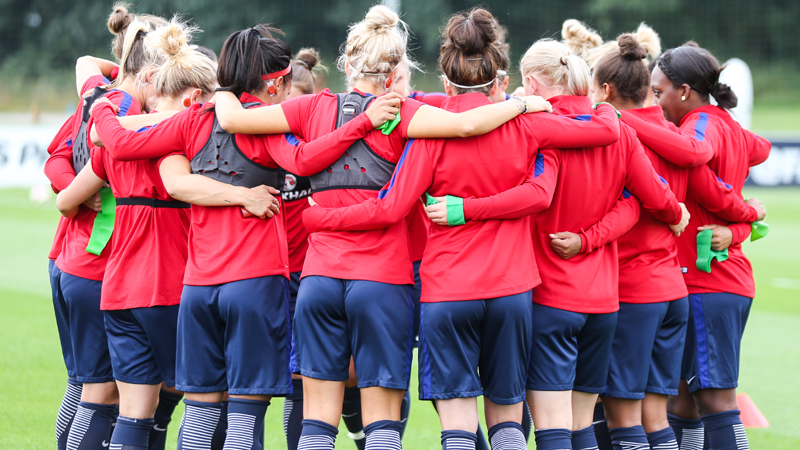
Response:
[441,75,496,90]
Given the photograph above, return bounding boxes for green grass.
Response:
[1,187,799,448]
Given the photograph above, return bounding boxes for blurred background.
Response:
[0,0,798,448]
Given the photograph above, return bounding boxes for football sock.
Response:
[213,402,229,450]
[222,398,269,450]
[521,401,533,442]
[702,410,750,450]
[593,402,613,450]
[608,426,649,450]
[148,390,182,450]
[442,429,478,450]
[534,428,572,450]
[399,390,411,439]
[284,379,304,450]
[573,425,600,450]
[668,413,704,450]
[66,402,118,450]
[648,427,680,450]
[56,380,83,450]
[177,400,225,450]
[476,424,490,450]
[341,387,365,450]
[364,420,402,450]
[109,415,153,450]
[297,419,338,450]
[488,422,526,450]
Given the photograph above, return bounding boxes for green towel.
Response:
[375,109,401,135]
[425,193,465,226]
[696,228,729,273]
[750,221,770,242]
[85,187,116,256]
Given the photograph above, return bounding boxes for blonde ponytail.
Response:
[520,39,591,96]
[145,18,217,98]
[110,19,152,88]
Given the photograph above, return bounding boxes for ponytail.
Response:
[145,19,217,98]
[656,45,737,110]
[520,39,591,96]
[217,25,292,98]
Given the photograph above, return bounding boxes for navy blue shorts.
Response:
[527,303,617,393]
[418,291,533,405]
[294,276,413,390]
[176,276,292,396]
[50,260,76,380]
[604,298,689,399]
[411,260,422,346]
[104,305,179,386]
[288,271,302,374]
[56,270,114,383]
[683,293,752,393]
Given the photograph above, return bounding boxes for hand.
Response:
[511,86,525,97]
[308,196,318,207]
[697,224,733,251]
[549,232,582,260]
[522,95,553,113]
[424,196,448,225]
[669,203,691,236]
[366,92,404,128]
[89,97,118,117]
[745,197,766,221]
[82,191,103,212]
[241,185,280,219]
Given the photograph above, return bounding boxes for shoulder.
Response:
[80,75,110,97]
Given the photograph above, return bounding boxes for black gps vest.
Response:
[73,87,110,173]
[309,92,397,192]
[190,103,285,191]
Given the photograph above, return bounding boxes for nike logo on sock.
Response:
[153,424,167,432]
[101,441,109,447]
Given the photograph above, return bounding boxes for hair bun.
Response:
[146,20,195,60]
[295,48,320,71]
[561,19,602,57]
[447,8,497,54]
[617,34,647,61]
[107,2,133,35]
[364,5,399,33]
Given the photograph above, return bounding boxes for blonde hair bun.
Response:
[107,2,133,35]
[364,5,399,33]
[561,19,603,58]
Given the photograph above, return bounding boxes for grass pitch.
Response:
[0,187,798,449]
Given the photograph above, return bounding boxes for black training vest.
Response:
[73,87,110,173]
[309,92,397,192]
[190,103,285,191]
[282,172,312,202]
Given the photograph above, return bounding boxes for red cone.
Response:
[737,393,769,428]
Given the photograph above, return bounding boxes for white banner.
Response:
[747,142,800,186]
[0,124,61,188]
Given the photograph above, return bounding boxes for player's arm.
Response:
[44,128,76,193]
[213,91,293,134]
[302,140,434,233]
[620,110,714,167]
[746,131,771,167]
[158,155,280,219]
[623,137,685,231]
[406,96,551,138]
[75,56,117,96]
[688,166,763,223]
[91,99,188,161]
[55,160,106,219]
[91,111,179,147]
[562,191,641,258]
[531,103,620,149]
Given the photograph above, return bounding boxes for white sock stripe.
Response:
[66,406,95,450]
[652,439,679,450]
[444,437,476,450]
[732,423,750,450]
[283,399,294,437]
[297,434,336,450]
[619,441,649,450]
[180,404,222,450]
[681,427,705,450]
[55,384,83,443]
[222,413,257,450]
[109,444,123,450]
[365,429,401,450]
[489,427,527,450]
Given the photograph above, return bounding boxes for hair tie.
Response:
[708,82,720,95]
[559,56,568,66]
[295,60,310,70]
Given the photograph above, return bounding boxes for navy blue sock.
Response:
[648,427,679,450]
[668,413,704,450]
[56,381,83,450]
[66,402,118,450]
[442,429,477,450]
[593,402,613,450]
[399,390,411,439]
[364,420,402,450]
[487,422,525,449]
[297,419,338,450]
[533,428,572,450]
[476,423,490,450]
[701,410,749,450]
[341,387,365,450]
[608,425,649,450]
[573,425,600,450]
[177,400,225,450]
[521,401,532,443]
[284,379,304,450]
[109,415,154,450]
[223,398,268,450]
[212,402,229,450]
[149,390,182,450]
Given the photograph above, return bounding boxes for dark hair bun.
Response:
[712,82,738,109]
[618,34,647,61]
[447,8,498,54]
[107,2,133,35]
[295,48,319,71]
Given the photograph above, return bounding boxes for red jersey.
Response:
[44,117,79,261]
[282,171,312,273]
[281,89,425,285]
[90,140,189,310]
[461,95,682,313]
[93,92,377,286]
[408,91,447,108]
[54,75,142,280]
[674,106,771,298]
[302,93,621,301]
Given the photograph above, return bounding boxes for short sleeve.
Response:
[396,98,424,140]
[80,75,110,97]
[281,93,316,137]
[90,146,108,181]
